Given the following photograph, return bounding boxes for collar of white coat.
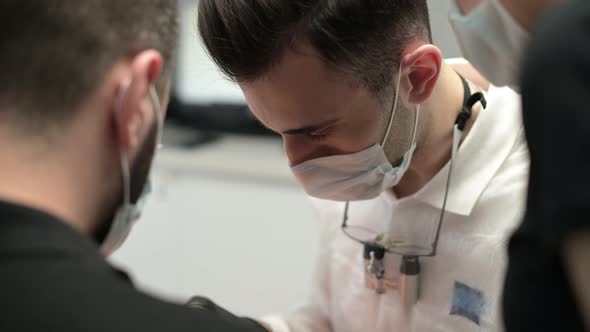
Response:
[383,73,523,216]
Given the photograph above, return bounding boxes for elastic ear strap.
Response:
[119,152,131,205]
[116,79,133,206]
[148,85,162,118]
[381,62,405,146]
[410,104,421,145]
[148,85,164,147]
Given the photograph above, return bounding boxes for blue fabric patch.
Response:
[450,281,486,326]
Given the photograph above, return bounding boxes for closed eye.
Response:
[309,134,327,143]
[308,126,335,143]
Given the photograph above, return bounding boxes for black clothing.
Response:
[0,201,266,332]
[503,1,590,331]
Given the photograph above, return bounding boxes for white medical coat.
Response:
[263,83,529,332]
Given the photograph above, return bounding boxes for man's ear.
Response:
[400,44,443,105]
[114,50,163,151]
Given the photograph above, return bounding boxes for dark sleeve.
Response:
[521,0,590,249]
[98,272,269,332]
[17,258,269,332]
[121,293,269,332]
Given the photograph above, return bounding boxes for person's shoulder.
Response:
[0,260,202,332]
[485,84,521,101]
[75,280,266,332]
[482,82,526,127]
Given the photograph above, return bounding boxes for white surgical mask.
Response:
[291,67,420,202]
[449,0,528,91]
[100,86,163,256]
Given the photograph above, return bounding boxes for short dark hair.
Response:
[198,0,431,96]
[0,0,179,131]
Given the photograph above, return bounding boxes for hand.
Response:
[454,0,482,15]
[186,296,271,331]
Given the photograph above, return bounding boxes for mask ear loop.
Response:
[117,84,162,207]
[117,79,133,207]
[101,83,162,256]
[381,63,421,151]
[119,154,132,206]
[148,85,163,150]
[381,63,405,146]
[409,105,420,147]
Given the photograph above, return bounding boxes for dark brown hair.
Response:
[0,0,179,131]
[198,0,431,95]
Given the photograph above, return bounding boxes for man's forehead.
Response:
[241,49,367,130]
[243,86,347,135]
[265,46,347,89]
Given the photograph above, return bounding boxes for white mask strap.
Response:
[119,153,131,205]
[410,104,420,147]
[381,62,405,146]
[116,83,161,207]
[148,85,164,147]
[116,80,133,206]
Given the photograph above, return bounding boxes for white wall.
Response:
[111,0,463,318]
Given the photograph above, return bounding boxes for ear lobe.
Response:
[401,45,443,105]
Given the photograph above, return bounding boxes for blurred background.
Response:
[109,0,463,318]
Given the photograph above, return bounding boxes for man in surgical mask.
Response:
[199,1,528,331]
[0,1,269,331]
[451,0,590,330]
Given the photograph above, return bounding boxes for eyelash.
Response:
[310,134,328,143]
[308,127,334,143]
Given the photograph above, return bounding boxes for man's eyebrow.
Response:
[282,119,340,135]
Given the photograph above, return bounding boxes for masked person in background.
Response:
[451,0,590,330]
[0,1,267,331]
[198,1,527,331]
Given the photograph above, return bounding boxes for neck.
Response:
[0,125,107,236]
[394,62,480,198]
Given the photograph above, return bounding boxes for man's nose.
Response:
[283,135,312,167]
[283,136,341,167]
